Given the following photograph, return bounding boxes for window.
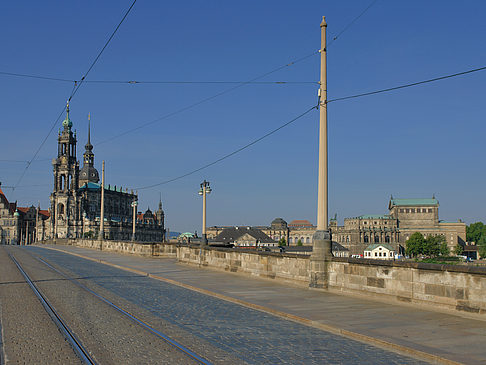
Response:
[379,252,382,257]
[385,236,390,243]
[374,252,377,257]
[364,235,369,243]
[411,209,415,213]
[374,235,380,243]
[406,209,410,213]
[428,209,433,213]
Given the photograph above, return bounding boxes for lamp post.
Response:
[131,199,138,241]
[310,16,332,289]
[82,212,86,239]
[198,180,212,245]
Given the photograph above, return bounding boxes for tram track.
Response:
[8,253,96,365]
[7,249,212,365]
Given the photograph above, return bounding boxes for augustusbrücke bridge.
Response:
[0,241,485,364]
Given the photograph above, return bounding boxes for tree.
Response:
[478,235,486,258]
[406,232,425,257]
[278,237,286,247]
[424,235,448,257]
[297,239,303,246]
[466,222,486,244]
[454,243,464,256]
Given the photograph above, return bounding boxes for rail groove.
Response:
[8,253,96,364]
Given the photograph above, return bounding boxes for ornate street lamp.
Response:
[198,180,212,245]
[131,200,138,241]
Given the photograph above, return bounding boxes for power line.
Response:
[134,105,318,190]
[328,0,379,46]
[85,80,315,85]
[0,71,316,85]
[99,1,379,145]
[134,62,486,190]
[13,0,137,190]
[97,51,319,145]
[0,159,29,163]
[328,65,486,103]
[67,0,137,101]
[0,71,74,83]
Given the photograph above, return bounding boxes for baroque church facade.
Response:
[39,104,165,242]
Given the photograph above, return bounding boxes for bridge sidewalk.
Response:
[39,244,485,365]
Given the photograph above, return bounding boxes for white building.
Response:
[364,243,395,260]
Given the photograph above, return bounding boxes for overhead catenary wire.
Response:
[133,61,486,190]
[13,0,137,190]
[134,105,318,190]
[328,0,379,46]
[67,0,137,101]
[328,65,486,103]
[97,51,319,145]
[0,71,316,85]
[99,1,379,145]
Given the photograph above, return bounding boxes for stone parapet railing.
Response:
[40,240,486,315]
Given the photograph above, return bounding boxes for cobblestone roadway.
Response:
[27,246,428,365]
[0,246,83,364]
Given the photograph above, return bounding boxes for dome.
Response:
[271,217,287,228]
[62,115,72,129]
[79,165,99,184]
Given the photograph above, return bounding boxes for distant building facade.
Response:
[331,197,466,255]
[206,196,466,257]
[39,105,165,242]
[0,184,50,245]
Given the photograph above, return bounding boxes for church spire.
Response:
[62,100,73,131]
[85,113,93,151]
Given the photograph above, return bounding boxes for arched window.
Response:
[306,237,310,243]
[364,235,369,243]
[374,235,380,243]
[58,203,64,215]
[385,236,390,243]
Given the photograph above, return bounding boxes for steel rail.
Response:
[35,256,212,365]
[8,253,96,365]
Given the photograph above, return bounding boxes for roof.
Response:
[364,243,395,251]
[357,214,392,220]
[288,219,313,227]
[271,217,287,226]
[79,182,130,193]
[214,227,276,244]
[39,210,50,218]
[0,186,15,214]
[389,198,438,207]
[283,242,348,254]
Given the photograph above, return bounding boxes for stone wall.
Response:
[45,239,486,315]
[328,258,486,314]
[177,245,486,315]
[177,245,310,286]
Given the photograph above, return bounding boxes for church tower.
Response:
[50,102,80,238]
[79,115,100,187]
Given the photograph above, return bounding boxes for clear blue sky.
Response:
[1,1,485,233]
